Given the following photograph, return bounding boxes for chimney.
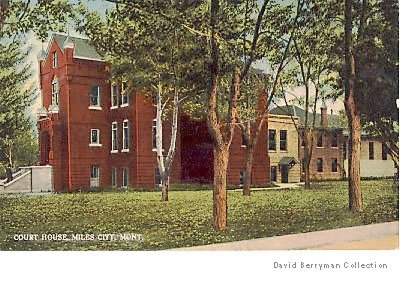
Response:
[321,101,328,127]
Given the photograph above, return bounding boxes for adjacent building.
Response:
[268,114,300,183]
[270,104,345,181]
[343,132,397,178]
[36,34,270,192]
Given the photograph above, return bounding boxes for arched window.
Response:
[51,77,59,105]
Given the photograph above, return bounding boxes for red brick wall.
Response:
[38,37,269,191]
[299,129,344,180]
[228,121,270,185]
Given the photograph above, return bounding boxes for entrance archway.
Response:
[40,131,51,165]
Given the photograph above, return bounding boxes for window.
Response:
[155,167,161,186]
[369,142,374,160]
[51,77,59,105]
[90,165,100,188]
[331,158,338,172]
[343,141,347,160]
[268,130,276,151]
[111,167,117,187]
[382,143,388,160]
[317,158,323,172]
[121,81,129,106]
[90,85,101,107]
[122,167,129,188]
[111,84,119,108]
[331,132,338,147]
[90,129,100,145]
[239,171,245,185]
[52,51,57,68]
[301,131,305,147]
[122,120,129,151]
[241,131,246,147]
[280,130,287,151]
[317,131,323,147]
[301,158,305,173]
[111,122,118,152]
[270,166,277,182]
[152,119,157,150]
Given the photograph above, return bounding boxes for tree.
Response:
[237,0,301,196]
[208,0,285,229]
[0,0,73,39]
[344,0,363,212]
[0,39,36,173]
[0,0,73,175]
[77,1,207,201]
[355,0,399,170]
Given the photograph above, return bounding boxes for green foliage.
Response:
[0,180,397,250]
[0,0,74,40]
[76,0,209,117]
[0,39,37,171]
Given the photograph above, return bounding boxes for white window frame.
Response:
[331,158,338,173]
[155,167,162,187]
[90,165,100,188]
[111,84,119,109]
[239,171,245,186]
[122,120,129,152]
[111,122,118,153]
[51,77,59,105]
[52,51,58,68]
[111,167,117,187]
[89,85,102,110]
[122,167,129,188]
[121,81,129,107]
[152,119,157,151]
[89,129,102,147]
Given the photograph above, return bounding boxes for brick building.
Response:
[37,34,270,192]
[270,104,345,181]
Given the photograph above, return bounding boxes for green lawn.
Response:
[0,180,398,250]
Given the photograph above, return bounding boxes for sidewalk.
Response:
[176,221,399,250]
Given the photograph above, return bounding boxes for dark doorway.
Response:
[40,132,51,165]
[271,166,277,182]
[180,117,213,183]
[281,165,289,183]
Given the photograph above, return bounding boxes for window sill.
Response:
[152,148,165,152]
[120,103,129,108]
[111,150,119,154]
[241,145,246,148]
[89,106,102,110]
[110,106,118,110]
[121,149,130,153]
[269,150,277,153]
[89,143,102,147]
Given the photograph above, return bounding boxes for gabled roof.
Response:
[45,33,103,62]
[269,105,342,129]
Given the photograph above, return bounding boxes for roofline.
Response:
[74,55,104,62]
[269,113,299,120]
[40,33,104,64]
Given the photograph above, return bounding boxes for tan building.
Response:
[343,134,397,178]
[268,114,300,183]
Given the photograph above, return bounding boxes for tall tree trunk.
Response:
[213,145,229,230]
[303,130,311,189]
[161,177,169,202]
[344,0,362,212]
[243,145,254,196]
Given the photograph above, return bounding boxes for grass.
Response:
[0,179,398,250]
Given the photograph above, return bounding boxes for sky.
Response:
[25,0,344,119]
